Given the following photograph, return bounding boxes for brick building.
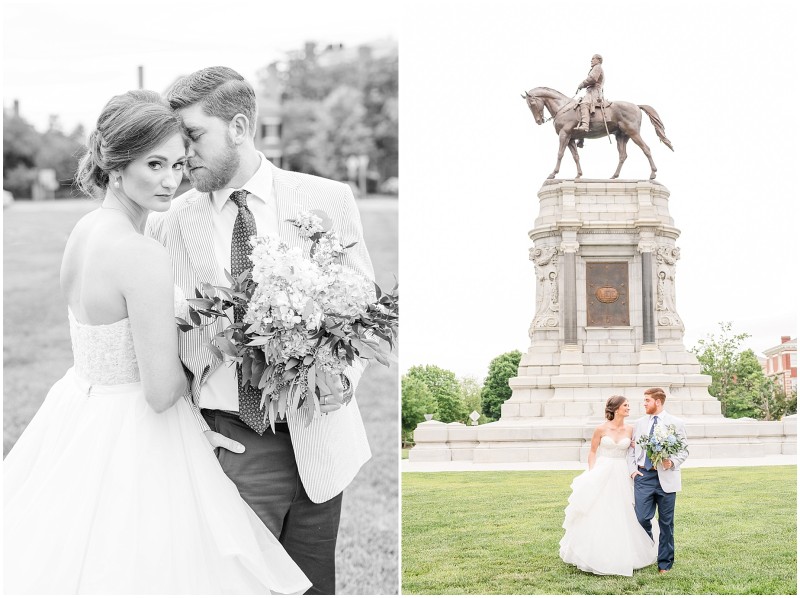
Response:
[763,336,797,394]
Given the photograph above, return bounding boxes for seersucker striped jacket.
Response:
[146,161,373,503]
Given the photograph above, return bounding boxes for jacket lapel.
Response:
[272,163,310,251]
[177,192,220,287]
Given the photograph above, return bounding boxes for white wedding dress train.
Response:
[559,435,657,576]
[3,310,311,594]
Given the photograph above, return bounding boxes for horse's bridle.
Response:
[525,92,580,124]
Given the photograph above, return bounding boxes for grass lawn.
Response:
[402,467,797,595]
[3,198,399,595]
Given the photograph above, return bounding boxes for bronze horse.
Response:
[522,87,673,180]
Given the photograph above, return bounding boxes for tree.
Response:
[459,376,491,424]
[481,350,522,420]
[692,323,795,420]
[692,322,750,412]
[257,40,397,186]
[405,365,468,424]
[401,375,436,444]
[3,110,41,197]
[308,85,374,180]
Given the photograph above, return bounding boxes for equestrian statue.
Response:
[522,54,673,180]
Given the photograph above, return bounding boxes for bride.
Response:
[559,395,657,576]
[3,90,311,594]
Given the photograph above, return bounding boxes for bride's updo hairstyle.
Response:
[76,90,183,198]
[605,395,627,421]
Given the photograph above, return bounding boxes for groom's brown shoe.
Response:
[658,569,670,574]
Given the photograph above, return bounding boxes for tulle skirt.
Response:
[559,456,657,576]
[3,368,311,594]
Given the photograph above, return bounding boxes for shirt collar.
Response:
[211,152,273,212]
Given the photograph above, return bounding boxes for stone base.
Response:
[408,416,797,463]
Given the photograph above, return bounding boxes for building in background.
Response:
[256,38,398,195]
[763,336,797,394]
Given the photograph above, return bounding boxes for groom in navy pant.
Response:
[627,388,689,573]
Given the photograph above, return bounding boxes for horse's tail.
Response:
[639,105,674,152]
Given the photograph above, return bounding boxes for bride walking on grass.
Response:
[559,395,657,576]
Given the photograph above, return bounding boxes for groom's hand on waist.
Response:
[204,430,245,454]
[316,372,346,414]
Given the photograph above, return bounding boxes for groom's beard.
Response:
[187,139,240,193]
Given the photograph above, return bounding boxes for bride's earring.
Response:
[114,177,121,189]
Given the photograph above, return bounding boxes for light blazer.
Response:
[146,161,373,503]
[626,410,688,493]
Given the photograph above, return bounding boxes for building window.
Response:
[260,121,282,144]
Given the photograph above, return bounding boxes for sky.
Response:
[399,0,799,380]
[2,0,398,131]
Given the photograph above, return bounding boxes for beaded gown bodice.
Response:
[596,435,631,459]
[68,309,140,385]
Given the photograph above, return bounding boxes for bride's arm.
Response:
[587,427,602,469]
[121,238,188,412]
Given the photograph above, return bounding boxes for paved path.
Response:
[402,454,797,473]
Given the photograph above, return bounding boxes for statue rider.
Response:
[575,54,604,132]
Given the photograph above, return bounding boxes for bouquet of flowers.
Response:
[637,422,686,468]
[176,209,398,431]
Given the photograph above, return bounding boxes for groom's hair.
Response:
[166,66,257,137]
[644,387,666,404]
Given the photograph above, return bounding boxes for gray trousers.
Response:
[203,409,343,595]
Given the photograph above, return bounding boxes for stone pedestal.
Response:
[409,179,797,463]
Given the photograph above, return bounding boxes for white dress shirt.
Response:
[200,153,279,412]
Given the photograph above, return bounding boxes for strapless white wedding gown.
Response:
[559,435,657,576]
[3,309,311,594]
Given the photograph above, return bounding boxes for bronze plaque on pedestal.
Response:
[586,262,629,326]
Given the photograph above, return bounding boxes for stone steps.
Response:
[408,416,797,463]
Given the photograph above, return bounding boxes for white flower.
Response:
[291,211,325,238]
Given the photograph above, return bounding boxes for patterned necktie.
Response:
[229,190,268,435]
[643,415,659,469]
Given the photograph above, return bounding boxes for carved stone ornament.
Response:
[655,245,684,329]
[530,245,560,330]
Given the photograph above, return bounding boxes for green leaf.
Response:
[175,317,195,332]
[216,336,239,356]
[268,398,276,434]
[204,341,223,361]
[280,385,291,416]
[307,364,316,404]
[189,309,202,325]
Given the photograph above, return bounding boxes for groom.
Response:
[627,387,689,573]
[147,66,374,594]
